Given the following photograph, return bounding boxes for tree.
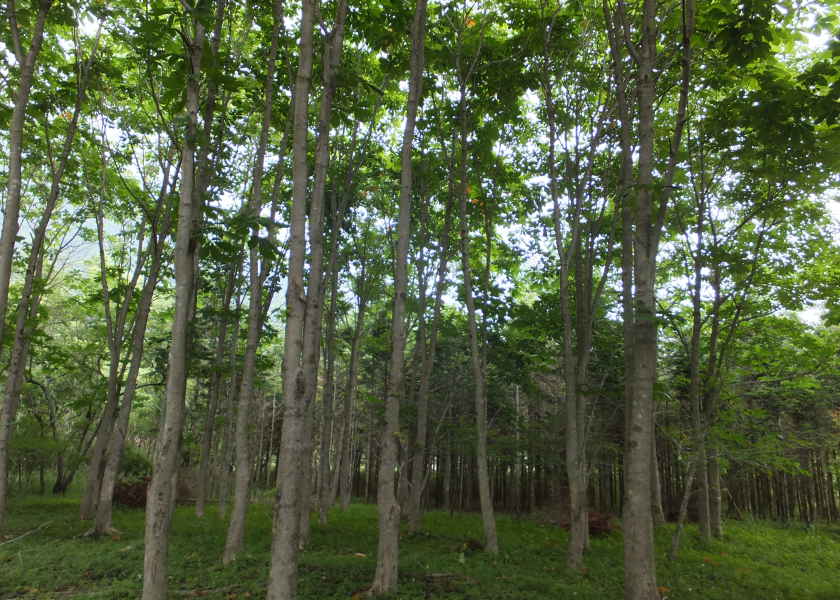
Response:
[605,0,695,597]
[141,3,208,597]
[370,0,428,593]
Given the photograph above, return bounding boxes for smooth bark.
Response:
[296,0,349,550]
[94,185,176,536]
[195,263,238,517]
[223,0,283,563]
[265,0,315,596]
[370,0,428,592]
[141,13,205,599]
[0,0,53,356]
[606,1,694,597]
[1,29,99,526]
[406,195,453,532]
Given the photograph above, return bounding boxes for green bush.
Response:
[117,445,152,483]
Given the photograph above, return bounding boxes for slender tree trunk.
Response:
[218,299,243,515]
[0,257,44,527]
[407,197,453,532]
[0,0,52,356]
[651,435,665,525]
[370,1,427,593]
[708,443,723,536]
[141,14,205,599]
[1,33,97,525]
[455,85,498,554]
[318,250,340,523]
[669,462,696,560]
[265,0,315,596]
[296,0,349,551]
[84,144,157,521]
[196,263,238,517]
[94,206,173,536]
[687,197,711,541]
[223,0,282,563]
[334,279,369,511]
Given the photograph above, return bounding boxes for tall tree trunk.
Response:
[0,0,52,356]
[318,248,340,523]
[622,3,660,588]
[606,0,694,597]
[223,0,282,563]
[296,0,349,551]
[370,1,427,593]
[84,140,158,521]
[0,256,44,527]
[141,13,205,599]
[333,270,369,511]
[455,87,498,555]
[265,0,315,596]
[0,30,98,525]
[687,193,711,541]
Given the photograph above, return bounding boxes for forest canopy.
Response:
[1,0,839,599]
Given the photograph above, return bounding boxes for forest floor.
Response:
[1,494,839,599]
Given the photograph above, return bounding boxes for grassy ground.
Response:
[1,494,839,599]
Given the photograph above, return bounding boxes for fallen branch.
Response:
[0,520,53,547]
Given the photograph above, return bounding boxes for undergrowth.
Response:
[1,495,838,599]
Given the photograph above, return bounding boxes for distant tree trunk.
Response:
[265,0,315,596]
[196,263,238,517]
[0,256,44,526]
[669,462,696,560]
[651,435,665,525]
[318,244,341,523]
[407,195,453,532]
[217,295,244,515]
[92,157,179,537]
[85,142,159,522]
[687,193,711,541]
[192,0,235,519]
[333,265,369,511]
[141,13,205,599]
[370,1,427,593]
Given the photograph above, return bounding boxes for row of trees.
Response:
[1,0,839,599]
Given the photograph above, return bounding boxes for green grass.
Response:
[2,495,839,599]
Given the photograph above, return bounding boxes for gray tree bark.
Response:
[195,262,238,517]
[406,195,453,532]
[606,1,694,598]
[141,12,205,599]
[94,168,177,536]
[223,0,283,564]
[370,0,428,593]
[1,29,99,526]
[0,0,52,358]
[265,0,315,596]
[296,0,349,551]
